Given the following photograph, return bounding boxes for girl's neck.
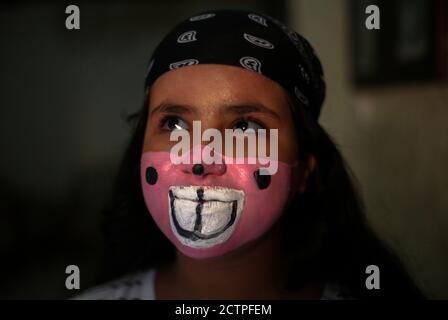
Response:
[155,223,323,299]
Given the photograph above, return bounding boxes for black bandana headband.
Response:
[144,9,326,120]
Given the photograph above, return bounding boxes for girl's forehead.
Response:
[148,64,290,113]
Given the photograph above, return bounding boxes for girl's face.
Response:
[141,64,308,258]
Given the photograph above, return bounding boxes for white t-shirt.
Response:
[72,269,351,300]
[73,269,156,300]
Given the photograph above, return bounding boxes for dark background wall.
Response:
[0,0,285,299]
[292,0,448,298]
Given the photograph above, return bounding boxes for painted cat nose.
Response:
[192,164,204,175]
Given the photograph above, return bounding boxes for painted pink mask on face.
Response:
[140,145,297,259]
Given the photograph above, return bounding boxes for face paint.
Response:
[140,145,297,259]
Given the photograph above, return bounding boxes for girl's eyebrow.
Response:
[149,102,199,118]
[149,101,280,120]
[222,103,280,120]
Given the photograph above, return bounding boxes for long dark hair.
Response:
[96,88,424,299]
[279,93,425,299]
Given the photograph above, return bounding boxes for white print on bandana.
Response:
[169,121,278,175]
[189,13,215,21]
[177,30,197,44]
[248,13,268,27]
[298,64,310,85]
[169,59,199,70]
[239,56,262,74]
[243,33,274,49]
[294,86,309,106]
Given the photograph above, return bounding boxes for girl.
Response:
[76,9,424,300]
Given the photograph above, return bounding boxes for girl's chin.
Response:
[172,226,277,261]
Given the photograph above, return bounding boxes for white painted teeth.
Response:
[199,201,233,235]
[202,187,242,202]
[173,199,197,231]
[170,186,242,202]
[171,186,199,201]
[168,186,245,248]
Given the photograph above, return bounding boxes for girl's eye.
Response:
[232,120,264,133]
[161,116,189,131]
